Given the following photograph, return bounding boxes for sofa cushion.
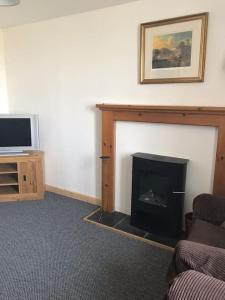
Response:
[188,219,225,249]
[175,240,225,281]
[167,270,225,300]
[193,193,225,225]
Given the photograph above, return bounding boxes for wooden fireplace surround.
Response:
[97,104,225,213]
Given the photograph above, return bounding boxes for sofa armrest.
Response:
[193,193,225,225]
[175,240,225,281]
[167,270,225,300]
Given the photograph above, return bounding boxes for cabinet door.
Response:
[19,161,37,194]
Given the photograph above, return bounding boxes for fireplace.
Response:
[97,104,225,213]
[130,153,188,237]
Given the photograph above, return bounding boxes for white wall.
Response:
[0,29,8,113]
[2,0,225,211]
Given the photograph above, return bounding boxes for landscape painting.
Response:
[152,31,192,69]
[140,13,208,83]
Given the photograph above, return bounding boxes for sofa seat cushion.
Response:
[167,270,225,300]
[175,240,225,281]
[188,219,225,249]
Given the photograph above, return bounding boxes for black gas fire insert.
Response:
[131,153,188,238]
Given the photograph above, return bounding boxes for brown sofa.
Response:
[166,193,225,299]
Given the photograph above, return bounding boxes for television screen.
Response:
[0,118,32,147]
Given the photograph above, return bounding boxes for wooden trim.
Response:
[97,104,225,212]
[101,111,115,211]
[0,193,42,202]
[84,207,102,220]
[83,210,174,252]
[96,104,225,114]
[45,185,101,206]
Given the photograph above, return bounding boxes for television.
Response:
[0,114,39,154]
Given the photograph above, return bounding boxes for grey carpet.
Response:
[0,192,172,300]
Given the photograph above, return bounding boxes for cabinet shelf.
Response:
[0,163,18,174]
[0,174,18,186]
[0,186,19,194]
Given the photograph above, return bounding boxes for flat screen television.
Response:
[0,114,39,153]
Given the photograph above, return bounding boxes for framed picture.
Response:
[140,13,208,83]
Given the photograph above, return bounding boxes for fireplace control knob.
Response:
[173,191,185,194]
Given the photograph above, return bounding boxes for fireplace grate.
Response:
[138,189,167,207]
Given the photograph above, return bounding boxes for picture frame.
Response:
[140,12,208,84]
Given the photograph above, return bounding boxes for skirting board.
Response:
[45,185,101,206]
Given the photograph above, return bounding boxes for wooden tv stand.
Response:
[0,151,44,202]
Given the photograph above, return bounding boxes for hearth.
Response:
[131,153,188,238]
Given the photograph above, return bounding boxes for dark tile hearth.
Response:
[89,209,127,227]
[115,216,147,238]
[87,209,181,248]
[145,232,178,248]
